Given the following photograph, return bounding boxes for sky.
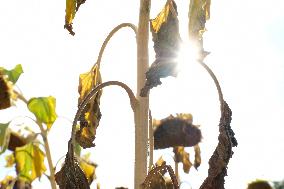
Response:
[0,0,284,189]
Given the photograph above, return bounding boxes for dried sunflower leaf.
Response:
[194,144,201,170]
[173,146,192,173]
[188,0,211,61]
[199,101,237,189]
[64,0,87,35]
[76,64,102,148]
[140,0,181,97]
[188,0,211,41]
[142,165,179,189]
[155,156,166,167]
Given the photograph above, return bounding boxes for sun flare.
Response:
[176,42,199,73]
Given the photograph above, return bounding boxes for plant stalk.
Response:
[135,0,151,188]
[174,161,179,184]
[71,81,137,146]
[15,91,57,189]
[148,110,153,171]
[95,23,137,69]
[38,123,57,189]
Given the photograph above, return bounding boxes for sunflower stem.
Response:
[15,91,57,189]
[135,0,151,188]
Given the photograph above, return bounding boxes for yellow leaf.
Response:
[64,0,87,35]
[79,155,96,184]
[173,146,192,173]
[15,143,46,182]
[27,96,57,129]
[151,0,178,33]
[176,113,193,123]
[65,0,76,25]
[155,156,166,167]
[5,153,15,167]
[78,64,102,100]
[65,0,76,35]
[76,64,102,148]
[0,176,15,189]
[151,2,170,33]
[194,144,201,169]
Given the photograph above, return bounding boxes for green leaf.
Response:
[74,141,82,156]
[0,122,11,154]
[15,143,46,182]
[0,64,23,84]
[27,96,57,129]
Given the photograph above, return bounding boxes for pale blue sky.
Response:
[1,0,284,188]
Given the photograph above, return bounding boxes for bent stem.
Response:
[95,23,138,69]
[70,81,137,150]
[14,90,57,189]
[197,60,233,150]
[197,61,224,110]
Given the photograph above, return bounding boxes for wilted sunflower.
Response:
[154,114,201,149]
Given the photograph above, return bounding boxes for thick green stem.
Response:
[136,0,151,188]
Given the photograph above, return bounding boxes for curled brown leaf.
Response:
[199,101,237,189]
[76,65,102,148]
[194,144,201,170]
[140,0,181,97]
[173,146,192,173]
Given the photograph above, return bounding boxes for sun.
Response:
[176,42,199,73]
